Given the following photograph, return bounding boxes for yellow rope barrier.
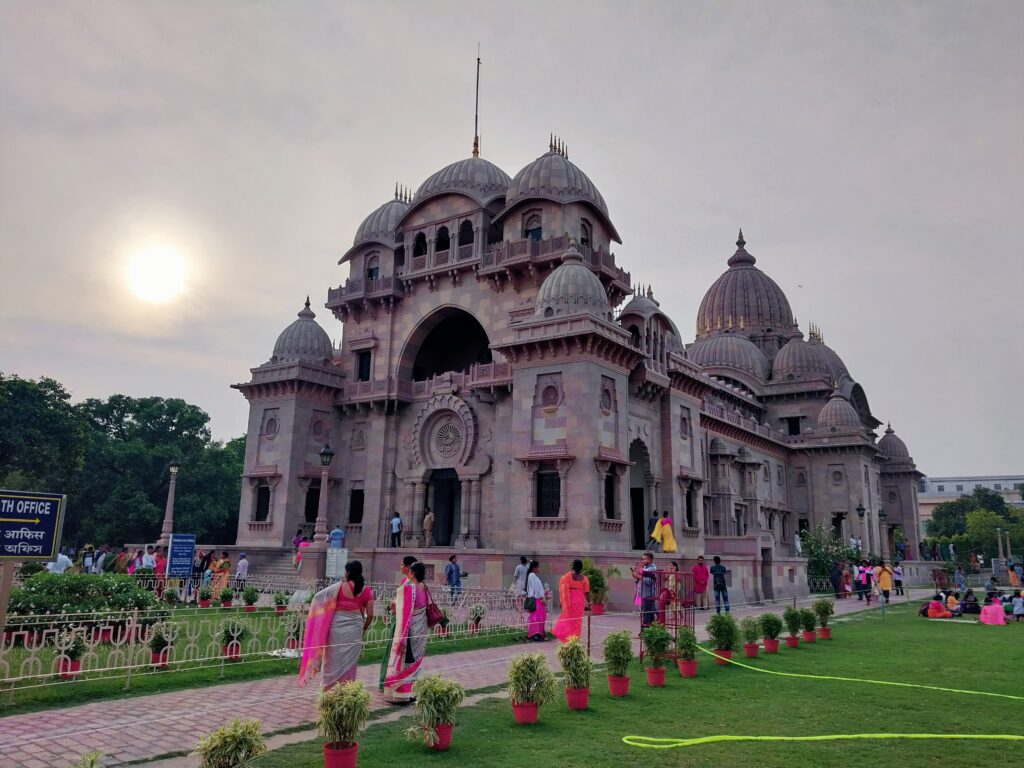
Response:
[623,733,1024,749]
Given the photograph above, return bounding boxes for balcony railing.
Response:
[341,363,513,404]
[327,276,404,305]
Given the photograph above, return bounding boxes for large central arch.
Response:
[399,306,493,381]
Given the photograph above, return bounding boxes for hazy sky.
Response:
[1,1,1021,476]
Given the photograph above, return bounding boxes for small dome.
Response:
[820,343,849,379]
[878,424,910,459]
[773,337,837,382]
[818,393,861,429]
[709,437,733,455]
[353,196,409,249]
[271,298,334,366]
[413,156,510,207]
[687,334,771,380]
[506,144,609,216]
[534,244,611,320]
[696,231,796,338]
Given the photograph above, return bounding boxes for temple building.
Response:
[232,137,923,602]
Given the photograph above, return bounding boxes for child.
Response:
[1013,591,1024,622]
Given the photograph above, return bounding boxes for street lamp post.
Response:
[878,509,889,558]
[158,460,180,547]
[856,502,866,552]
[304,445,335,582]
[996,527,1005,576]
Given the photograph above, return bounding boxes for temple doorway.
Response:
[428,469,461,547]
[629,439,652,549]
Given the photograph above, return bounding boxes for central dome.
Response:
[696,231,796,338]
[413,156,510,207]
[534,244,611,320]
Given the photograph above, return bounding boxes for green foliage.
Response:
[242,586,259,606]
[55,628,87,660]
[799,608,817,633]
[800,524,859,582]
[405,674,466,746]
[192,718,267,768]
[927,487,1009,538]
[218,617,251,646]
[148,620,179,652]
[707,613,739,650]
[675,626,698,661]
[812,599,835,628]
[468,602,486,623]
[581,557,609,603]
[68,751,102,768]
[740,616,760,645]
[640,622,672,667]
[18,561,45,577]
[507,652,558,706]
[759,612,784,640]
[219,588,234,603]
[273,591,288,606]
[198,585,213,600]
[603,630,633,677]
[7,572,160,617]
[783,606,802,636]
[557,636,593,689]
[317,681,371,747]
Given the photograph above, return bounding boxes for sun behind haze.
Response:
[126,244,188,304]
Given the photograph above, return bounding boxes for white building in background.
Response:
[918,475,1024,524]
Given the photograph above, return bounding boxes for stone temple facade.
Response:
[233,138,923,602]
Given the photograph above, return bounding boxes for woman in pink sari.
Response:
[299,561,375,689]
[526,560,547,641]
[979,597,1007,626]
[552,560,590,642]
[380,561,428,703]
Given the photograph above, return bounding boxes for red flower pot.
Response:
[802,631,817,644]
[785,635,800,649]
[608,674,631,697]
[244,605,256,613]
[512,702,539,724]
[429,724,454,751]
[286,637,299,650]
[58,658,82,680]
[275,605,286,614]
[743,643,759,659]
[646,666,667,687]
[151,649,169,669]
[565,687,590,710]
[222,642,241,661]
[591,603,606,616]
[221,600,233,608]
[678,659,698,678]
[323,742,358,768]
[94,627,113,644]
[763,638,780,654]
[818,627,832,640]
[199,599,211,608]
[713,649,733,666]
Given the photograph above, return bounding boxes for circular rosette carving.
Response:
[410,394,476,469]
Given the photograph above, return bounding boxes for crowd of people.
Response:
[828,558,903,603]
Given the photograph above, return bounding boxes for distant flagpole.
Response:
[473,44,481,157]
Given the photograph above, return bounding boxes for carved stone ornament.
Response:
[410,393,476,469]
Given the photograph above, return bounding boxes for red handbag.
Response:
[424,586,446,628]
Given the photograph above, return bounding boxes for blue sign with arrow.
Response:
[0,490,66,562]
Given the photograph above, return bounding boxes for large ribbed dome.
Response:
[271,299,334,366]
[687,334,771,380]
[506,144,609,216]
[413,156,510,207]
[353,196,408,248]
[818,393,861,429]
[878,424,910,459]
[696,231,796,338]
[773,337,837,382]
[535,244,611,320]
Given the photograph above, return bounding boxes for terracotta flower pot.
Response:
[94,627,113,644]
[199,599,211,608]
[591,603,606,616]
[743,643,759,659]
[818,627,832,640]
[512,701,539,724]
[713,649,733,666]
[678,659,698,678]
[275,605,286,614]
[785,635,800,648]
[565,687,590,710]
[608,674,631,697]
[429,723,454,751]
[470,623,479,634]
[221,600,233,608]
[244,605,257,613]
[323,742,358,768]
[802,630,817,644]
[222,642,241,661]
[646,665,667,687]
[58,658,82,680]
[763,638,780,654]
[151,649,169,669]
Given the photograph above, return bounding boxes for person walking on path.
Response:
[710,555,730,613]
[234,552,250,590]
[656,510,678,553]
[893,561,905,596]
[874,560,894,603]
[634,552,658,627]
[301,560,374,689]
[552,559,590,642]
[525,560,547,641]
[647,512,660,552]
[954,566,967,594]
[380,561,428,703]
[389,512,403,548]
[830,561,843,597]
[512,556,529,596]
[422,507,434,547]
[691,556,710,610]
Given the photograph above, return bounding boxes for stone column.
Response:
[470,478,483,546]
[1005,529,1013,562]
[556,459,574,519]
[595,460,611,519]
[997,527,1005,573]
[409,481,423,545]
[459,476,472,539]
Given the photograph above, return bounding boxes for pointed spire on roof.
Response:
[727,228,756,267]
[395,182,399,200]
[298,295,315,319]
[472,46,481,158]
[737,228,745,248]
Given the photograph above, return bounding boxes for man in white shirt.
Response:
[389,512,403,548]
[235,553,250,589]
[141,546,157,569]
[512,556,529,596]
[47,552,73,573]
[92,546,108,574]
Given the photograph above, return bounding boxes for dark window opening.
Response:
[436,226,450,252]
[394,246,405,270]
[365,255,379,281]
[937,484,944,492]
[304,485,320,523]
[253,486,270,521]
[413,232,428,258]
[628,325,641,348]
[458,220,474,246]
[524,214,542,242]
[348,489,364,524]
[786,417,802,436]
[487,219,503,245]
[356,351,372,382]
[536,467,560,517]
[412,311,492,380]
[580,219,592,249]
[605,472,617,519]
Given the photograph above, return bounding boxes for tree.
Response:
[800,524,859,584]
[964,509,1003,560]
[925,487,1010,537]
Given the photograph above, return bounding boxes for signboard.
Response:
[325,548,348,581]
[166,533,197,578]
[0,490,66,562]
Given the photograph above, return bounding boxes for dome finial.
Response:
[727,229,756,267]
[737,228,745,248]
[298,296,315,319]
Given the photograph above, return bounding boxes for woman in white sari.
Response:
[380,561,429,703]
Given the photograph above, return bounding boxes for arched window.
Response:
[365,254,379,281]
[580,218,592,249]
[629,325,641,348]
[394,245,405,270]
[486,219,503,245]
[436,226,450,252]
[523,214,542,242]
[413,232,428,258]
[458,220,474,246]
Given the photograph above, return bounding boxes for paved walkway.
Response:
[0,590,925,767]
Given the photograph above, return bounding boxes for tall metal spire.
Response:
[472,45,481,158]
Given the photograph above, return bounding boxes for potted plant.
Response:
[640,622,672,687]
[148,620,178,669]
[468,602,486,633]
[675,626,698,678]
[740,616,761,658]
[557,636,593,710]
[55,628,86,680]
[404,674,465,751]
[799,608,818,643]
[706,612,738,665]
[507,652,557,725]
[69,750,101,768]
[318,680,371,767]
[192,718,267,768]
[759,613,783,654]
[242,586,260,612]
[198,585,213,608]
[813,598,835,639]
[583,558,609,615]
[603,630,633,697]
[219,587,234,608]
[782,606,802,648]
[219,617,251,660]
[285,612,302,650]
[273,591,288,614]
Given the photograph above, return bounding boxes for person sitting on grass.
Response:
[979,596,1007,625]
[1012,591,1024,623]
[926,595,952,619]
[961,589,981,615]
[946,591,962,616]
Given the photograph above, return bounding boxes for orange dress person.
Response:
[552,561,590,643]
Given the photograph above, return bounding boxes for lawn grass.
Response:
[250,605,1024,768]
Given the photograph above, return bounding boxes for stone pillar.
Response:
[470,478,482,546]
[409,481,423,545]
[556,459,574,519]
[1005,529,1013,562]
[595,460,611,520]
[997,527,1005,572]
[459,475,471,539]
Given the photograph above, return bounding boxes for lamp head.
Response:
[319,444,336,468]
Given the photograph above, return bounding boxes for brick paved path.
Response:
[0,590,924,766]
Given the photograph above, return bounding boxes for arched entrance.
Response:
[399,307,492,381]
[427,468,461,547]
[629,439,652,549]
